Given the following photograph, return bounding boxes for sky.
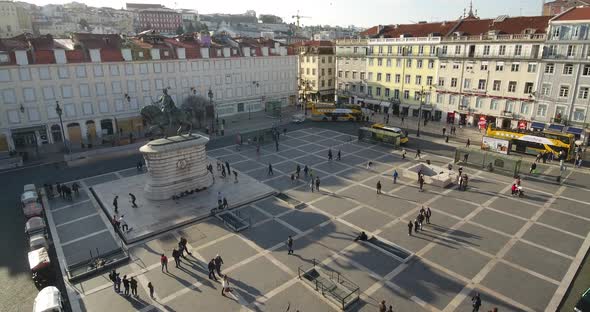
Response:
[26,0,544,28]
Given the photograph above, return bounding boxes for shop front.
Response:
[446,112,456,124]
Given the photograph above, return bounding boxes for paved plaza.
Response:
[45,128,590,312]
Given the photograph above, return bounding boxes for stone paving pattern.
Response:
[46,128,590,312]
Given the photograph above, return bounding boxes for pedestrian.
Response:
[233,170,238,183]
[283,128,287,136]
[221,275,231,297]
[393,169,398,184]
[208,258,218,280]
[221,165,226,178]
[472,292,482,312]
[291,173,295,184]
[129,193,138,208]
[217,191,223,209]
[160,254,168,272]
[401,116,405,124]
[310,176,315,192]
[387,305,394,312]
[304,165,309,177]
[446,135,449,143]
[418,213,424,230]
[122,275,130,296]
[464,153,469,163]
[268,163,274,175]
[442,127,446,136]
[109,269,117,291]
[408,220,413,236]
[379,300,387,312]
[530,162,537,174]
[115,273,121,293]
[366,161,373,169]
[337,149,341,160]
[418,174,424,192]
[72,182,79,196]
[130,277,138,297]
[426,207,432,224]
[57,183,62,198]
[296,164,301,179]
[287,235,294,255]
[214,254,224,277]
[225,161,230,175]
[402,149,406,159]
[222,197,228,209]
[415,149,422,159]
[172,248,181,268]
[466,139,470,148]
[119,215,129,232]
[414,219,419,233]
[113,195,119,213]
[328,148,333,161]
[147,282,154,299]
[315,176,320,192]
[376,180,382,194]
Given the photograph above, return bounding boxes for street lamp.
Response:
[207,88,214,133]
[55,101,69,153]
[417,86,425,137]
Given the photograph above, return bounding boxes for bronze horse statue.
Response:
[140,89,193,138]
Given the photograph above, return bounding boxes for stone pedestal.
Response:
[140,133,213,200]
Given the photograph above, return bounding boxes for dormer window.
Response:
[163,50,169,57]
[523,28,536,35]
[138,51,144,58]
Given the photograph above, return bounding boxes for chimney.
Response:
[377,24,383,34]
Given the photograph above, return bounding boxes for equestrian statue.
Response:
[140,88,193,138]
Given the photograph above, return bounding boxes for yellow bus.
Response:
[310,108,362,122]
[371,124,409,144]
[486,125,575,160]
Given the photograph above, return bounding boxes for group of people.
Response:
[216,191,229,210]
[407,206,432,235]
[47,182,80,200]
[327,148,342,161]
[511,176,524,197]
[216,160,238,182]
[108,269,139,297]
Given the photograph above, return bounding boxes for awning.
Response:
[531,122,545,130]
[566,127,583,135]
[548,124,565,132]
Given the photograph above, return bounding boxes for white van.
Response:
[33,286,63,312]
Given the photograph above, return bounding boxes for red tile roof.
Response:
[381,21,458,38]
[72,33,123,49]
[291,40,334,47]
[554,6,590,21]
[452,16,551,35]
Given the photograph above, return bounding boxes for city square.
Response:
[40,127,590,312]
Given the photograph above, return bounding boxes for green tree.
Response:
[176,25,184,35]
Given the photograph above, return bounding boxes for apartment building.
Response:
[542,0,589,16]
[0,0,22,38]
[436,15,550,128]
[293,40,335,102]
[536,6,590,139]
[335,38,367,105]
[0,33,297,153]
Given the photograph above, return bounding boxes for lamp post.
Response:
[55,101,69,153]
[417,86,425,137]
[207,88,214,133]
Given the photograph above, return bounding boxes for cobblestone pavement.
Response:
[45,127,590,312]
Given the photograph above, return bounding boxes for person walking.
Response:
[122,275,130,296]
[233,170,238,183]
[109,269,117,292]
[296,164,301,179]
[268,163,274,176]
[418,213,424,230]
[304,165,309,177]
[160,254,168,273]
[530,161,537,174]
[72,182,80,196]
[221,275,231,297]
[287,235,294,255]
[414,219,420,233]
[130,277,138,297]
[208,258,218,281]
[415,149,422,159]
[442,127,447,136]
[225,161,231,176]
[172,248,181,268]
[214,254,224,277]
[179,237,192,258]
[418,174,425,192]
[315,176,320,192]
[402,149,407,159]
[408,220,413,236]
[115,273,121,293]
[393,169,399,184]
[310,176,315,192]
[328,149,333,161]
[119,215,129,232]
[113,196,119,213]
[379,300,387,312]
[426,207,432,224]
[472,292,482,312]
[366,161,373,170]
[337,149,341,161]
[129,193,138,208]
[376,180,382,194]
[466,139,470,148]
[147,282,154,299]
[222,197,229,209]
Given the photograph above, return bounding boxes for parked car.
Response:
[29,233,49,251]
[292,113,305,123]
[33,286,63,312]
[23,202,43,220]
[21,191,38,205]
[28,247,54,288]
[24,184,36,193]
[575,287,590,312]
[25,217,46,236]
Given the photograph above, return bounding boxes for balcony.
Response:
[368,37,441,45]
[443,33,546,42]
[501,110,514,117]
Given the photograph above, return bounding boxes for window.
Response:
[368,72,373,81]
[403,90,410,99]
[377,58,382,66]
[23,88,35,102]
[19,68,30,81]
[395,74,401,83]
[428,60,434,69]
[58,67,69,79]
[437,94,443,103]
[328,68,332,75]
[475,97,483,108]
[563,64,573,75]
[76,66,87,78]
[338,70,342,78]
[112,81,122,94]
[527,63,537,73]
[94,65,103,77]
[496,64,504,71]
[505,101,514,112]
[453,63,460,69]
[312,69,316,75]
[414,92,421,101]
[322,68,326,76]
[376,73,382,81]
[478,79,486,90]
[508,81,517,93]
[306,68,310,75]
[559,85,570,97]
[321,80,325,87]
[542,83,551,96]
[545,63,554,74]
[499,45,506,55]
[39,68,51,80]
[141,80,150,92]
[367,86,373,95]
[396,59,401,67]
[79,84,90,97]
[455,45,461,55]
[418,45,424,55]
[573,108,586,121]
[376,87,381,96]
[42,86,54,100]
[352,72,357,79]
[441,46,448,55]
[464,79,471,89]
[584,65,590,76]
[386,74,391,82]
[524,82,534,94]
[387,46,392,54]
[493,80,501,91]
[153,63,161,73]
[110,65,119,76]
[511,64,520,72]
[2,89,16,103]
[368,59,374,66]
[125,64,133,75]
[385,88,390,97]
[61,85,73,98]
[321,57,325,63]
[438,78,445,87]
[405,75,411,84]
[490,99,498,110]
[579,87,589,99]
[426,76,433,85]
[96,83,106,96]
[328,57,332,63]
[360,72,365,80]
[386,59,392,67]
[483,45,490,55]
[520,102,530,115]
[480,64,488,71]
[417,60,423,68]
[552,26,560,38]
[514,45,522,56]
[415,75,422,85]
[406,59,412,67]
[567,45,576,57]
[451,78,458,87]
[537,104,547,117]
[440,63,447,69]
